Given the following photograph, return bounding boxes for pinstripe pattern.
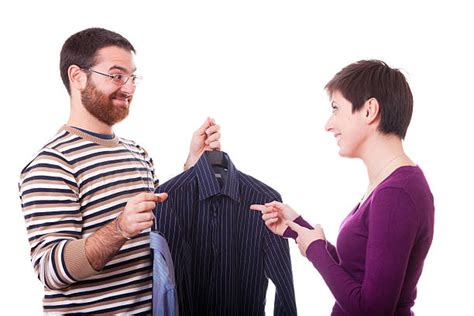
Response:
[154,152,297,315]
[19,126,158,315]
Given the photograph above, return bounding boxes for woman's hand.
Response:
[286,221,326,257]
[250,201,299,236]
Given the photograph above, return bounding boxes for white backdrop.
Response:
[1,1,473,315]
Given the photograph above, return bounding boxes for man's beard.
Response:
[81,81,132,126]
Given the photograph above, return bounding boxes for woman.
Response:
[251,60,434,316]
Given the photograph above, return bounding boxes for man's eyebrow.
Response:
[108,65,137,73]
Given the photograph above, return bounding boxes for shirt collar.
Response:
[195,151,240,202]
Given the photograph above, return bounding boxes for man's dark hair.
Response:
[60,27,135,95]
[325,60,413,139]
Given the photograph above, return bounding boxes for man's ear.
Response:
[68,65,87,91]
[364,97,380,124]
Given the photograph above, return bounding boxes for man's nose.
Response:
[120,79,136,95]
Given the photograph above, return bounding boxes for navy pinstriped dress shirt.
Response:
[153,152,297,315]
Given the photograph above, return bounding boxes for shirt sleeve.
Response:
[306,188,419,315]
[264,231,297,315]
[264,196,297,316]
[19,149,97,290]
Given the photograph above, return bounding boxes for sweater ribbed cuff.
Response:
[64,239,99,280]
[283,216,314,240]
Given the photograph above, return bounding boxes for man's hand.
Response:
[285,221,326,257]
[184,117,221,170]
[117,192,168,238]
[250,201,299,236]
[85,192,168,271]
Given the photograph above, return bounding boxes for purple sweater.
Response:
[284,166,434,316]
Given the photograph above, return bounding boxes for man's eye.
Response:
[112,74,125,82]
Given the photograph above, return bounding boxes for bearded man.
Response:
[18,27,221,315]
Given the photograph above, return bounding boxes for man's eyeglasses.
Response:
[84,68,143,86]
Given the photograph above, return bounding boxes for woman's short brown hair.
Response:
[325,60,413,139]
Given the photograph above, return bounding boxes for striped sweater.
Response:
[19,125,158,315]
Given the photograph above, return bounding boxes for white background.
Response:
[1,1,473,315]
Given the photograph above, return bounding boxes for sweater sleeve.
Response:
[18,148,97,290]
[282,216,313,239]
[306,188,419,316]
[283,216,339,263]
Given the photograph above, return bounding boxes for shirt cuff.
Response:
[63,239,99,280]
[283,216,314,239]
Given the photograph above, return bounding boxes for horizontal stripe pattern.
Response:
[19,126,158,314]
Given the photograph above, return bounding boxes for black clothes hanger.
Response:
[205,151,229,188]
[206,150,227,168]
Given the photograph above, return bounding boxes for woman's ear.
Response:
[364,97,380,124]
